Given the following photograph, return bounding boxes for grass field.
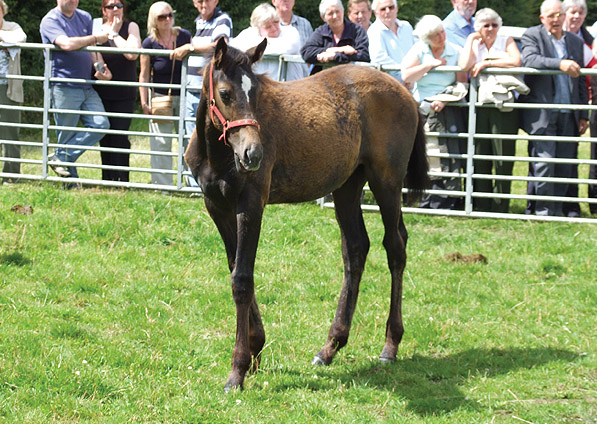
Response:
[0,184,595,423]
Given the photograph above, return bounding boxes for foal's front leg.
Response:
[224,193,266,392]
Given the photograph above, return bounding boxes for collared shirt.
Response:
[188,8,232,77]
[547,29,572,109]
[282,14,313,47]
[443,9,474,48]
[367,18,414,82]
[301,18,370,65]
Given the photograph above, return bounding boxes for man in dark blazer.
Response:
[519,0,589,217]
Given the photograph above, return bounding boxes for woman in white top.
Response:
[232,3,303,81]
[459,8,522,213]
[0,0,26,182]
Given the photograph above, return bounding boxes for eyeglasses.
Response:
[483,23,499,29]
[157,12,174,21]
[103,3,124,10]
[379,5,396,12]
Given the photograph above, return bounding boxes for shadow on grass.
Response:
[273,347,578,416]
[0,252,31,266]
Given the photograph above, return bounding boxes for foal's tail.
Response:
[404,111,430,206]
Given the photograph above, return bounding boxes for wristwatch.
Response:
[108,32,119,40]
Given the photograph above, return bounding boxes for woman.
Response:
[0,0,26,184]
[139,1,191,186]
[401,15,467,210]
[300,0,370,74]
[459,8,522,213]
[95,0,141,182]
[232,3,303,81]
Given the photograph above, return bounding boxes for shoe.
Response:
[62,182,82,190]
[48,154,71,177]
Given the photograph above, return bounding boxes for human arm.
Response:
[300,26,328,64]
[468,36,522,77]
[458,32,482,71]
[401,47,446,83]
[139,54,152,115]
[54,32,109,51]
[104,19,141,61]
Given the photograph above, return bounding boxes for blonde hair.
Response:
[0,0,8,15]
[250,3,279,29]
[147,1,180,42]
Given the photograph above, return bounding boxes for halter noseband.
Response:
[208,63,261,145]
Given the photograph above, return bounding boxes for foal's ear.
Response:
[246,38,267,64]
[213,37,228,67]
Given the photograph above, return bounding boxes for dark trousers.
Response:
[474,107,519,213]
[99,98,135,182]
[526,111,578,216]
[589,108,597,214]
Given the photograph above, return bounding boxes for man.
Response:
[367,0,414,83]
[443,0,476,47]
[519,0,589,216]
[347,0,372,31]
[170,0,232,186]
[272,0,313,47]
[40,0,111,180]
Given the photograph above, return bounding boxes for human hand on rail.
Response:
[430,100,446,113]
[579,118,589,135]
[317,50,336,62]
[559,59,581,77]
[335,45,357,56]
[171,44,192,61]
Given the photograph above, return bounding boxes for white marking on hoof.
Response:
[311,355,328,366]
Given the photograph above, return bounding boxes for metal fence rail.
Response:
[0,43,596,222]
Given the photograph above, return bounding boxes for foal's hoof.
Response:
[224,382,243,394]
[379,355,397,364]
[311,355,330,366]
[224,374,244,393]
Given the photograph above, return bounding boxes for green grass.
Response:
[0,184,595,423]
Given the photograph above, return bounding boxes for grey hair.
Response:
[413,15,444,45]
[473,8,503,31]
[250,3,279,28]
[540,0,563,15]
[563,0,587,14]
[371,0,397,11]
[319,0,344,17]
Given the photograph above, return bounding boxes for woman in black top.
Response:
[95,0,141,182]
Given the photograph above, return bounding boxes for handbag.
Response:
[151,55,176,122]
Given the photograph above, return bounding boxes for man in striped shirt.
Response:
[171,0,232,186]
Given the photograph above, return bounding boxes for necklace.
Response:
[157,31,173,49]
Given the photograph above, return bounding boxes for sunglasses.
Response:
[103,3,124,10]
[483,23,499,28]
[157,12,174,21]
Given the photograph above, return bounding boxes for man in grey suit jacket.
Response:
[519,0,588,216]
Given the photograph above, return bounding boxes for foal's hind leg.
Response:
[313,171,369,365]
[368,180,407,362]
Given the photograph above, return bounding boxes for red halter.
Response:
[208,63,261,145]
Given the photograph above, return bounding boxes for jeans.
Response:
[183,75,201,187]
[51,85,109,178]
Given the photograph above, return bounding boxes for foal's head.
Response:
[204,37,267,173]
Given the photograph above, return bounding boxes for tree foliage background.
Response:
[5,0,597,111]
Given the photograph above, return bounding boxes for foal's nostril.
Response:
[244,144,263,170]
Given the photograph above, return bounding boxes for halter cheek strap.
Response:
[208,63,261,145]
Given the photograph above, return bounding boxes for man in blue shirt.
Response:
[40,0,111,181]
[367,0,414,84]
[443,0,476,47]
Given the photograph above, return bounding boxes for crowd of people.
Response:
[0,0,596,216]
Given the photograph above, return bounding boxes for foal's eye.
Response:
[218,89,232,104]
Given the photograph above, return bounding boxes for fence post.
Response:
[465,76,478,214]
[41,46,52,179]
[176,56,189,189]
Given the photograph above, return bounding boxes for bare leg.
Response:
[313,171,369,365]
